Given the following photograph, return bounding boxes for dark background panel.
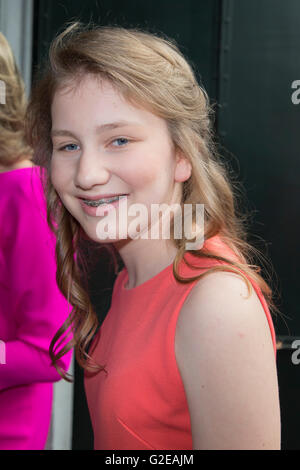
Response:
[218,0,300,337]
[277,349,300,450]
[218,0,300,450]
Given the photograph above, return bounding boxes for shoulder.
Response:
[175,270,280,449]
[176,269,272,350]
[1,167,45,207]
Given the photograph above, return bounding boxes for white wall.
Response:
[0,0,33,96]
[45,352,75,450]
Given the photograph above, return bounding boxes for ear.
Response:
[174,152,192,183]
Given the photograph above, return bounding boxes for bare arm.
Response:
[175,271,281,450]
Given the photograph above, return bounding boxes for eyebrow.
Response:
[51,120,143,138]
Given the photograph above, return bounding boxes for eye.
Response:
[111,137,130,147]
[57,143,80,152]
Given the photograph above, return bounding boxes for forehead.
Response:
[51,74,167,132]
[52,75,130,112]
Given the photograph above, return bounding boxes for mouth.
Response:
[80,194,128,207]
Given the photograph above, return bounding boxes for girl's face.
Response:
[50,75,191,243]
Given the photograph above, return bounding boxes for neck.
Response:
[114,237,178,289]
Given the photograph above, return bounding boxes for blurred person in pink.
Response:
[0,32,72,450]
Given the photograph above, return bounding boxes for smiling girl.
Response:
[26,22,281,450]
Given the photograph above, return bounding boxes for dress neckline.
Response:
[118,235,231,295]
[120,259,175,293]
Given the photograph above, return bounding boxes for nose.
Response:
[74,147,111,189]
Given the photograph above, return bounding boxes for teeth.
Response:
[83,195,124,207]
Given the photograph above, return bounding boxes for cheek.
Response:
[50,158,67,194]
[121,154,171,189]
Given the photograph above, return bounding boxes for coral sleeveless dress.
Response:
[84,235,277,450]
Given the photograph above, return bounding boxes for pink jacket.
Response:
[0,166,73,449]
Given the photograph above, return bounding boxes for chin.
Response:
[82,226,122,244]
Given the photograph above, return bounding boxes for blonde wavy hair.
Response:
[25,22,281,382]
[0,32,32,165]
